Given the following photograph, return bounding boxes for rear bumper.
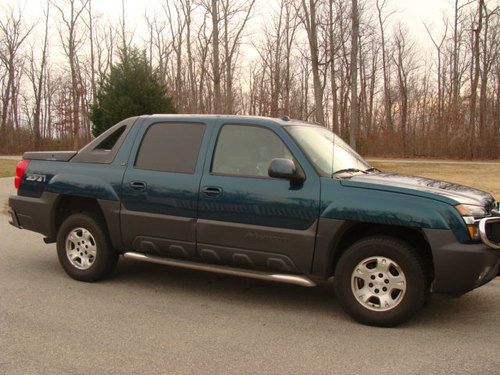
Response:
[424,229,500,294]
[8,207,21,228]
[8,193,58,238]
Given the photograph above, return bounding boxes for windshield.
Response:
[286,125,370,177]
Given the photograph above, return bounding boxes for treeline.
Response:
[0,0,498,158]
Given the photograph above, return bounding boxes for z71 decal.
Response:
[26,174,46,183]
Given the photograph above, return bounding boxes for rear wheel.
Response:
[56,212,118,282]
[334,236,428,327]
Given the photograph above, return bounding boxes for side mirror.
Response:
[268,158,305,182]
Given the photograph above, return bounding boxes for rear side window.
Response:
[135,122,206,173]
[211,124,292,177]
[95,125,126,151]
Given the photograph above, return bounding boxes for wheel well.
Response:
[331,223,434,281]
[54,195,105,234]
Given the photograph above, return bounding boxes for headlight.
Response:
[455,204,488,217]
[455,204,486,240]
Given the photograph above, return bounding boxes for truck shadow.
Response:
[114,258,346,318]
[112,258,500,328]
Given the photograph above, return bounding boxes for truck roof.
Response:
[145,114,316,127]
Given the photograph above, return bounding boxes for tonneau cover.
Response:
[23,151,77,162]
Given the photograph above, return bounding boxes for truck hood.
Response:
[340,172,496,209]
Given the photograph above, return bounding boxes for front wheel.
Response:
[334,236,428,327]
[56,212,119,282]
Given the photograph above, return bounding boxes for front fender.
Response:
[319,179,468,242]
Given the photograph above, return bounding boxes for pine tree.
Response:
[90,48,176,137]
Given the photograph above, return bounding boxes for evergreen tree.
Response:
[90,48,175,136]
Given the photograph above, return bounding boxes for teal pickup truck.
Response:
[8,115,500,326]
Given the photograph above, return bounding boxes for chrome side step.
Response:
[122,252,317,287]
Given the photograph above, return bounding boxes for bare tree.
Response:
[349,0,359,148]
[28,2,51,147]
[0,0,499,158]
[0,5,33,131]
[210,0,222,113]
[468,0,484,156]
[424,20,449,126]
[375,0,393,131]
[393,24,417,154]
[52,0,89,147]
[299,0,325,125]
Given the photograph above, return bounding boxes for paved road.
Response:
[1,177,499,374]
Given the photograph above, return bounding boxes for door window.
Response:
[212,125,292,177]
[135,122,206,173]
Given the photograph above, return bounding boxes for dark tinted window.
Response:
[212,125,292,177]
[135,122,206,173]
[95,126,126,150]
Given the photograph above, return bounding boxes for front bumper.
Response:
[424,229,500,294]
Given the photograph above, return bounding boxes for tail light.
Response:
[14,159,30,189]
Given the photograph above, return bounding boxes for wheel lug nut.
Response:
[369,283,373,287]
[371,275,375,280]
[383,287,387,292]
[378,273,383,278]
[384,279,389,284]
[375,289,379,293]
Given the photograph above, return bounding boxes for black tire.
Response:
[56,212,119,282]
[334,236,428,327]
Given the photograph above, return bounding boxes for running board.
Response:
[122,252,317,287]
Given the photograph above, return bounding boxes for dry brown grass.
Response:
[372,162,500,199]
[0,159,17,178]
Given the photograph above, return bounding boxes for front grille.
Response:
[486,220,500,244]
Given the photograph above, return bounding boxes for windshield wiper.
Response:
[365,167,381,173]
[331,168,368,177]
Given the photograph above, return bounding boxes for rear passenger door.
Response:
[120,119,211,258]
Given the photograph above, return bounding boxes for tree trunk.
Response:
[211,0,222,113]
[349,0,359,149]
[469,0,483,157]
[301,0,325,125]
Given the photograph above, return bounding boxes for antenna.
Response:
[331,130,335,177]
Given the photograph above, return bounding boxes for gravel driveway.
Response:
[1,177,499,374]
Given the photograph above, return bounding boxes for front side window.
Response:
[135,122,206,173]
[212,125,292,177]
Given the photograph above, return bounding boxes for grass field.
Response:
[371,162,500,199]
[0,159,17,178]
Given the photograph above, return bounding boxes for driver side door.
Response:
[197,122,320,274]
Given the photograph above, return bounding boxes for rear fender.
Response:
[46,173,120,201]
